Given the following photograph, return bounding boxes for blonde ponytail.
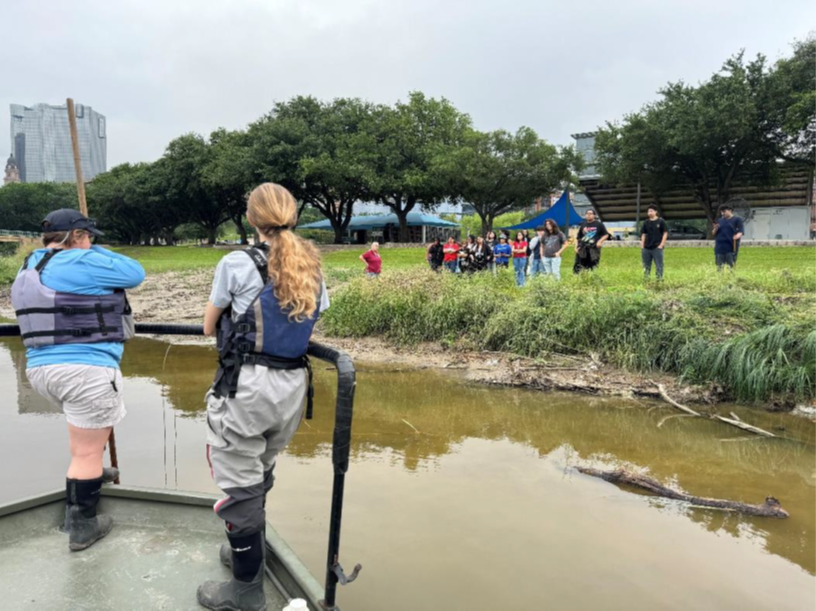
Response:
[246,183,322,321]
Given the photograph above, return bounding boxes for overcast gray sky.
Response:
[4,0,814,167]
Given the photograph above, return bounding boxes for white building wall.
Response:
[742,207,809,240]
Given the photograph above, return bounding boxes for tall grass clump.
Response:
[680,325,816,403]
[322,269,511,343]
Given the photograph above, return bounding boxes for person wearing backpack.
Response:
[199,183,329,611]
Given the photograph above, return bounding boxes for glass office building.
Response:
[9,102,107,183]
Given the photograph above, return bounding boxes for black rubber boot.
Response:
[219,524,266,570]
[62,468,119,533]
[198,530,266,611]
[66,477,114,551]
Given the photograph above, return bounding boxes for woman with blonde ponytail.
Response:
[198,183,328,611]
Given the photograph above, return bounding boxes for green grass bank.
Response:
[1,243,813,405]
[321,247,816,406]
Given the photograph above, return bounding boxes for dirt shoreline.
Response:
[0,270,762,408]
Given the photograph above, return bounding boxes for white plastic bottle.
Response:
[283,599,309,611]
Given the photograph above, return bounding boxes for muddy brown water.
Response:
[0,337,814,610]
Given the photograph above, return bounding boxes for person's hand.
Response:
[658,245,664,250]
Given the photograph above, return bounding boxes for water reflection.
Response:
[7,338,60,416]
[2,337,815,583]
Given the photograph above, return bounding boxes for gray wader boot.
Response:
[198,530,266,611]
[65,477,114,551]
[62,468,119,533]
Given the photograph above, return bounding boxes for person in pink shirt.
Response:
[360,242,382,277]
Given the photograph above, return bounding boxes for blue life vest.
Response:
[212,245,318,409]
[11,249,134,349]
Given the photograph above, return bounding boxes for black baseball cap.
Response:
[42,209,104,236]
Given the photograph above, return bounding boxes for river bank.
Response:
[0,268,760,409]
[0,244,812,411]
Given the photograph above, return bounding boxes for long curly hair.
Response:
[247,183,322,321]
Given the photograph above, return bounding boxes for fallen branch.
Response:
[577,467,789,518]
[654,383,775,438]
[711,415,775,438]
[655,384,701,416]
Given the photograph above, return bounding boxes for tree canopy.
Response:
[444,127,581,234]
[594,38,816,234]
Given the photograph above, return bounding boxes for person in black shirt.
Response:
[640,205,668,279]
[573,210,609,273]
[427,238,445,272]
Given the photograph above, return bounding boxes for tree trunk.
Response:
[484,213,494,235]
[207,226,217,245]
[332,223,344,244]
[395,209,410,243]
[235,219,248,245]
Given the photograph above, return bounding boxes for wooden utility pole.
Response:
[66,97,119,483]
[66,98,88,216]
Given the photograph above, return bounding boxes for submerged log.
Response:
[577,467,789,518]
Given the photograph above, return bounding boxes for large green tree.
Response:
[766,36,816,165]
[366,92,471,241]
[594,114,679,216]
[0,182,77,232]
[595,42,815,235]
[249,96,376,243]
[205,128,255,244]
[161,133,229,245]
[90,162,186,245]
[445,127,580,234]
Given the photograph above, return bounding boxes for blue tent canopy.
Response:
[299,211,459,231]
[503,191,583,230]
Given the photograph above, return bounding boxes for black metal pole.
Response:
[564,188,570,234]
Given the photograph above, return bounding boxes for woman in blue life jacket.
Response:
[11,209,145,552]
[198,183,329,611]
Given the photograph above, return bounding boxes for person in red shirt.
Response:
[442,236,460,273]
[511,231,528,287]
[359,242,382,277]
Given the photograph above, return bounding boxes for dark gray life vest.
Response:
[212,245,317,413]
[11,249,134,349]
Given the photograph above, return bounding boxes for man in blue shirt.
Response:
[712,204,744,270]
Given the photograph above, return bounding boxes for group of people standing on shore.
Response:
[360,204,745,284]
[425,211,605,286]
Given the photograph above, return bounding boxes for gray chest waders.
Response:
[212,245,315,419]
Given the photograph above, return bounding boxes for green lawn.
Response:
[108,245,429,284]
[1,244,811,288]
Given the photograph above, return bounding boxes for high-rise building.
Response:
[9,102,107,183]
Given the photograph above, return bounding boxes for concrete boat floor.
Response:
[0,488,319,611]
